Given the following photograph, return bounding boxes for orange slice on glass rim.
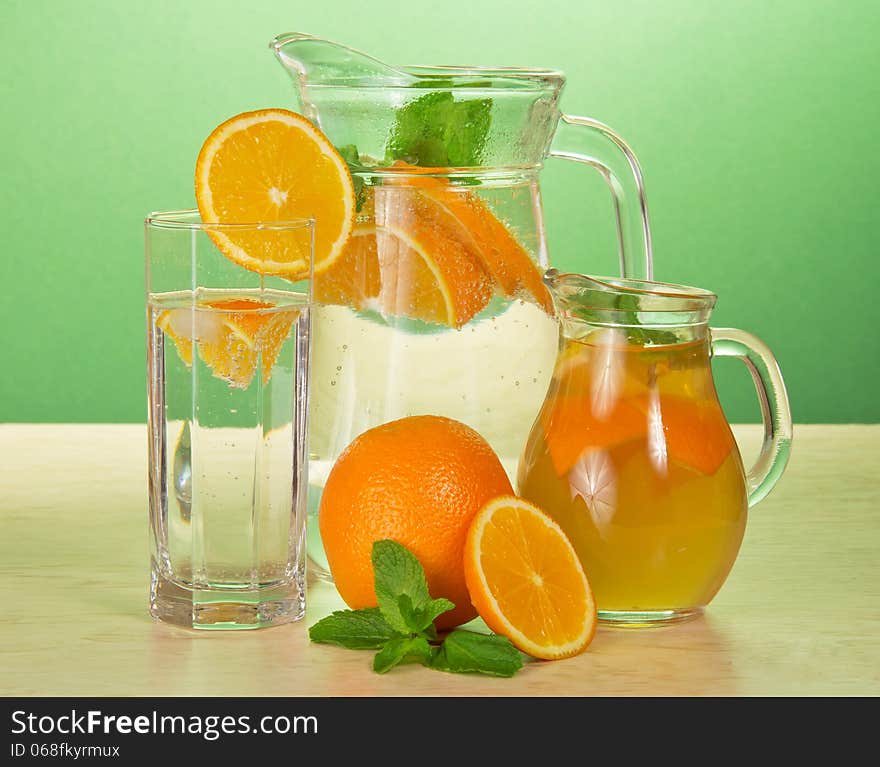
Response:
[195,108,355,279]
[464,495,597,660]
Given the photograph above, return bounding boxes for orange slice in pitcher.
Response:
[313,225,383,310]
[424,188,553,314]
[315,190,493,327]
[195,109,355,279]
[464,495,597,660]
[393,166,553,313]
[651,396,736,475]
[542,395,648,476]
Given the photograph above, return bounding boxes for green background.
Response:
[2,0,878,423]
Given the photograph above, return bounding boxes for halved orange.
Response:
[464,495,597,660]
[195,109,355,279]
[315,189,494,327]
[158,298,299,388]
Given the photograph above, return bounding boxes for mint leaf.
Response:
[397,593,455,635]
[422,597,456,627]
[385,91,492,167]
[576,286,679,346]
[336,144,360,165]
[309,607,401,650]
[430,630,524,677]
[334,143,367,212]
[395,594,423,632]
[373,636,433,674]
[372,539,433,633]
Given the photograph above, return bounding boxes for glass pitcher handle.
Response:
[548,114,653,280]
[710,328,793,507]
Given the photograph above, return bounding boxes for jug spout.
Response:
[544,269,716,343]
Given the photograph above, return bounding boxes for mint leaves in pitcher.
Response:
[385,91,493,167]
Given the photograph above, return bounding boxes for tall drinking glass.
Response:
[145,211,313,629]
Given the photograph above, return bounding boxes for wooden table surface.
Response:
[1,423,877,697]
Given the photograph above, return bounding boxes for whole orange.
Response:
[319,415,513,629]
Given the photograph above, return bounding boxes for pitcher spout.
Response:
[270,32,415,91]
[545,269,716,344]
[269,32,564,169]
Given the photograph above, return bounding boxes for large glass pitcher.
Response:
[518,272,792,625]
[271,33,655,577]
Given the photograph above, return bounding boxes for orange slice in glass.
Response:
[156,310,194,366]
[195,109,355,279]
[199,299,298,388]
[158,299,299,388]
[464,495,597,660]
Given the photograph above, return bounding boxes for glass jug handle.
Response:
[710,328,793,507]
[548,114,653,280]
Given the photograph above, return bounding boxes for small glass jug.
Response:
[518,272,792,626]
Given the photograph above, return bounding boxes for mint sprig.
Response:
[373,636,432,673]
[372,539,454,635]
[309,540,525,677]
[385,91,492,167]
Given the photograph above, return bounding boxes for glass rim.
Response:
[545,270,718,325]
[398,64,564,91]
[546,270,717,304]
[145,209,315,232]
